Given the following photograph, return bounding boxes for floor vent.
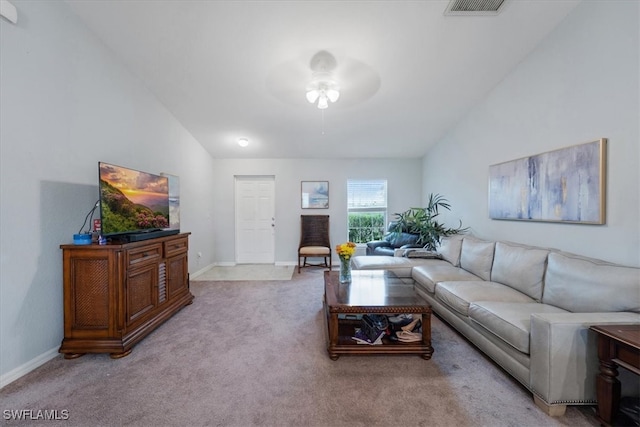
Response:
[444,0,507,15]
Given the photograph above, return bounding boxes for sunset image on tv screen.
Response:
[99,163,169,234]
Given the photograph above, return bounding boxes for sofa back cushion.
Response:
[459,238,495,281]
[491,242,549,301]
[437,235,464,267]
[543,252,640,313]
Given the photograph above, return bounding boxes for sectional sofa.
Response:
[351,235,640,416]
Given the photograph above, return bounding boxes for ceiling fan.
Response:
[265,49,381,110]
[305,51,340,110]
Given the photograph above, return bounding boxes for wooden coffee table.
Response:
[323,270,433,360]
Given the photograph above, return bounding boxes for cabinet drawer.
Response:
[127,243,162,268]
[164,237,188,258]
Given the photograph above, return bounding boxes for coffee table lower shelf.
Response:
[327,319,433,360]
[324,308,433,360]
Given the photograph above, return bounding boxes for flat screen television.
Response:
[99,162,175,240]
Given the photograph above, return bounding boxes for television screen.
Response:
[99,162,170,236]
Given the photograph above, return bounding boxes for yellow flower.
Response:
[335,241,357,260]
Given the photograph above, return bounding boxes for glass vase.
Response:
[339,256,352,283]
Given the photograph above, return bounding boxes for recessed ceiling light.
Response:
[237,138,249,147]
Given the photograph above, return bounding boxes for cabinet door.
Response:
[166,254,188,300]
[126,263,158,326]
[63,248,120,339]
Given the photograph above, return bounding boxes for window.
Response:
[347,180,387,243]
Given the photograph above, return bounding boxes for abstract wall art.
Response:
[489,138,606,224]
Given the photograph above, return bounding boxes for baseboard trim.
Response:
[0,347,59,390]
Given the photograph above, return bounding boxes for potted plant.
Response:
[390,193,467,250]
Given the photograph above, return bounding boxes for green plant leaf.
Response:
[390,193,467,250]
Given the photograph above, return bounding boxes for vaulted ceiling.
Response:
[66,0,581,159]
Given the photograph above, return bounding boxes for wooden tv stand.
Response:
[59,233,193,359]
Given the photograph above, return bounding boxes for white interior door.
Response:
[235,176,275,264]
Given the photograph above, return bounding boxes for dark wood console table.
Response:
[59,233,193,359]
[590,324,640,426]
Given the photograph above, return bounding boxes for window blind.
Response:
[347,180,387,209]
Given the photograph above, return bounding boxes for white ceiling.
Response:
[65,0,581,159]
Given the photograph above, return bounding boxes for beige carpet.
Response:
[0,268,599,426]
[192,264,295,281]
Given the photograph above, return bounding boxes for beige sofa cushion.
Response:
[469,302,568,354]
[491,242,549,301]
[351,255,436,278]
[412,264,481,294]
[543,252,640,313]
[459,238,495,281]
[435,281,534,317]
[437,235,464,267]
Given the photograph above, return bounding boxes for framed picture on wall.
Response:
[488,138,606,224]
[301,181,329,209]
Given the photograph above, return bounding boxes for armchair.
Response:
[366,222,421,256]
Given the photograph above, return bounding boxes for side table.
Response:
[589,324,640,426]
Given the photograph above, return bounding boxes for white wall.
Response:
[210,158,423,264]
[0,1,217,384]
[4,0,635,389]
[423,0,639,267]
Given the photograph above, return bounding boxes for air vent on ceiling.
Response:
[444,0,507,16]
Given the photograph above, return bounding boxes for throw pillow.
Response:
[403,249,442,259]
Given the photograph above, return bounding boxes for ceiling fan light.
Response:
[317,95,329,109]
[306,90,319,103]
[237,137,249,147]
[326,89,340,103]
